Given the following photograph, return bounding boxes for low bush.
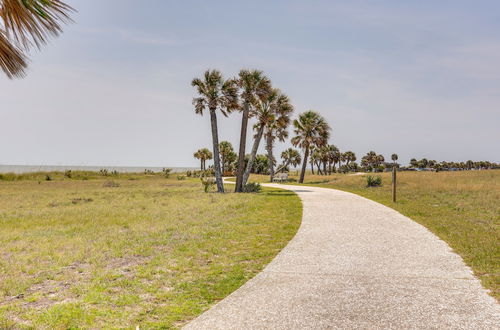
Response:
[163,168,172,178]
[177,175,186,181]
[201,177,216,193]
[102,181,120,188]
[243,182,262,193]
[366,175,382,187]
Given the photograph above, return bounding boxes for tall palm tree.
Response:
[291,111,331,183]
[0,0,74,78]
[235,69,271,192]
[243,89,292,185]
[264,101,292,182]
[243,88,293,185]
[277,148,301,173]
[192,70,239,192]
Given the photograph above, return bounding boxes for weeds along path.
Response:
[186,183,499,329]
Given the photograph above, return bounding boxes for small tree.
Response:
[193,148,213,171]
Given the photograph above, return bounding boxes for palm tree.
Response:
[343,151,356,167]
[192,70,239,192]
[329,146,341,172]
[219,141,234,174]
[291,111,331,183]
[0,0,74,78]
[311,149,323,175]
[243,89,292,185]
[391,153,398,168]
[277,148,301,173]
[194,148,213,170]
[235,69,271,192]
[264,94,293,182]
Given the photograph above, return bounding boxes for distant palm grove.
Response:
[192,69,499,193]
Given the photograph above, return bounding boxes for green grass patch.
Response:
[0,176,302,328]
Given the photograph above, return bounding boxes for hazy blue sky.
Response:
[1,0,499,167]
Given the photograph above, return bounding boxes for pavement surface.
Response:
[185,183,499,329]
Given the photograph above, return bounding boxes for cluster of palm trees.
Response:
[0,0,74,79]
[192,69,338,192]
[308,146,357,176]
[360,151,386,171]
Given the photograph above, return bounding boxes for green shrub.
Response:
[201,177,216,193]
[243,182,262,193]
[64,170,72,178]
[366,175,382,187]
[102,181,120,188]
[45,175,52,181]
[163,168,172,178]
[177,175,186,181]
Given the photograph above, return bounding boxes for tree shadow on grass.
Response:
[264,189,312,196]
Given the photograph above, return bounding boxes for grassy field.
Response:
[0,173,302,329]
[246,170,500,299]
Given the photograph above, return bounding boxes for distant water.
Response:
[0,165,197,174]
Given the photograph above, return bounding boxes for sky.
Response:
[1,0,499,167]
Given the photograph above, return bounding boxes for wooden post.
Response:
[392,166,397,202]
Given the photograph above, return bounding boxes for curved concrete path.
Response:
[185,184,499,329]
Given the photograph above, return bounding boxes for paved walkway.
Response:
[185,184,499,329]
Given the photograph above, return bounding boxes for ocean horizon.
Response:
[0,165,198,174]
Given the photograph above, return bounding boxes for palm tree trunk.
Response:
[317,162,323,175]
[266,133,275,182]
[323,161,327,175]
[275,160,289,174]
[299,146,309,183]
[200,160,203,171]
[310,161,315,175]
[243,124,265,186]
[235,102,250,192]
[209,109,224,193]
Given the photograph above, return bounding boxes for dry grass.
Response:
[0,175,301,328]
[246,170,500,299]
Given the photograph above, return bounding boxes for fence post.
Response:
[392,166,397,202]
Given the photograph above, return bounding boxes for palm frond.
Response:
[0,0,74,78]
[1,0,74,50]
[0,30,27,78]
